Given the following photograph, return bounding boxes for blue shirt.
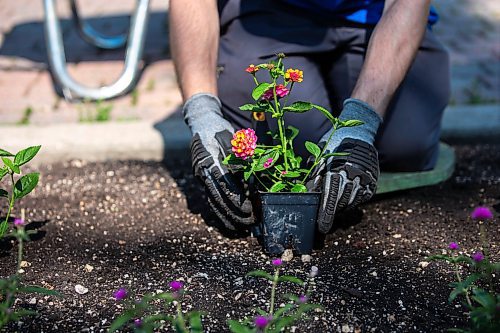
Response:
[281,0,438,25]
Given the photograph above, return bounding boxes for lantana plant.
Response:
[427,206,499,333]
[228,260,321,332]
[108,280,203,333]
[223,53,361,193]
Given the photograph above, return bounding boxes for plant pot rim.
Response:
[257,190,322,195]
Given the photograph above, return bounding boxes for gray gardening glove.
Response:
[183,93,253,229]
[309,99,381,233]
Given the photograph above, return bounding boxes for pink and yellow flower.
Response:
[285,68,303,83]
[245,64,259,74]
[231,128,257,160]
[262,84,289,101]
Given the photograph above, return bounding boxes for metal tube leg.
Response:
[43,0,150,101]
[70,0,127,49]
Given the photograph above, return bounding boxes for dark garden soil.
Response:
[1,144,499,333]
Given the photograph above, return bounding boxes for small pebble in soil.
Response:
[75,284,89,295]
[282,249,294,261]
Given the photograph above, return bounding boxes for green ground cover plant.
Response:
[428,207,499,332]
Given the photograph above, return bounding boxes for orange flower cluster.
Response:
[231,128,258,160]
[285,68,303,83]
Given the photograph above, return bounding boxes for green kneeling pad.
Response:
[376,143,455,194]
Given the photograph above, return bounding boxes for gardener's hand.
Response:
[311,138,379,233]
[183,93,254,229]
[308,99,382,233]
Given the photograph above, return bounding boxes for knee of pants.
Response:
[378,137,440,172]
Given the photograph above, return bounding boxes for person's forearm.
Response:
[351,0,431,116]
[169,0,219,101]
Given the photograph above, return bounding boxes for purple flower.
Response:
[13,218,25,227]
[169,280,183,292]
[271,258,282,266]
[449,242,459,250]
[298,295,308,303]
[134,319,142,327]
[113,288,128,300]
[472,252,484,263]
[254,315,270,329]
[471,207,493,220]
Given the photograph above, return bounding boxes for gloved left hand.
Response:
[183,93,254,230]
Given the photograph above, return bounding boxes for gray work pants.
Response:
[216,0,451,171]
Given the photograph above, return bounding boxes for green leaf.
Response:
[448,274,480,303]
[13,172,39,199]
[108,310,136,333]
[426,254,454,262]
[269,182,286,193]
[471,288,496,309]
[285,125,300,142]
[247,270,274,281]
[2,157,20,174]
[239,103,266,112]
[223,153,246,166]
[312,104,336,123]
[305,141,321,158]
[188,311,204,333]
[17,285,62,297]
[0,167,8,181]
[0,221,8,237]
[285,150,302,169]
[0,148,14,157]
[254,150,280,172]
[281,171,301,178]
[243,169,252,181]
[277,275,304,285]
[151,292,175,302]
[322,152,349,159]
[252,83,272,100]
[14,146,41,166]
[273,315,297,331]
[283,101,313,113]
[9,309,37,321]
[340,119,364,127]
[291,184,307,193]
[227,320,252,333]
[0,189,8,198]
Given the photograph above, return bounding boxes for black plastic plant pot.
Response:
[255,191,320,255]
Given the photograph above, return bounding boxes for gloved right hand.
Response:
[183,93,254,229]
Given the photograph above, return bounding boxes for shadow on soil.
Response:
[0,218,50,258]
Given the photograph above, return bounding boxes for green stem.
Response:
[17,234,23,273]
[269,267,280,315]
[300,124,337,184]
[454,262,472,308]
[479,224,489,258]
[253,75,259,86]
[175,301,188,333]
[253,172,270,192]
[269,76,288,172]
[0,173,16,237]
